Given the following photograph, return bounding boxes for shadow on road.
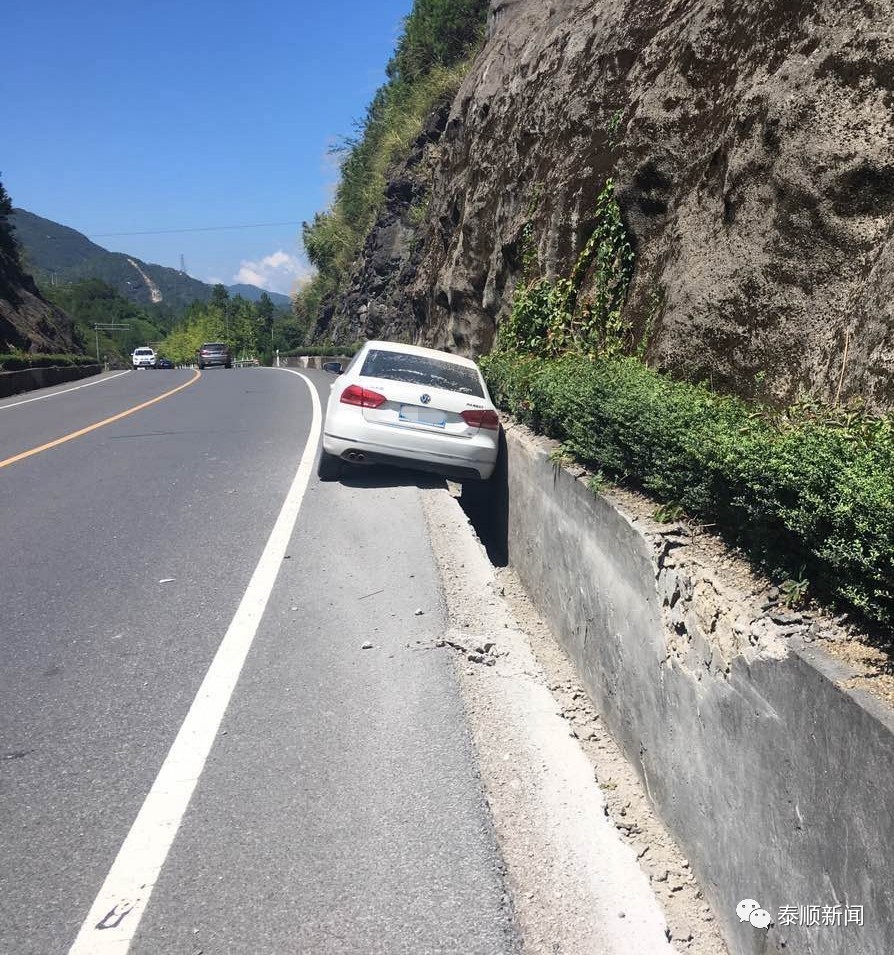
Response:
[325,433,510,568]
[338,465,447,491]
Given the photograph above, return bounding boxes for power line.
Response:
[90,221,300,238]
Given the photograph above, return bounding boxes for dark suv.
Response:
[197,342,233,369]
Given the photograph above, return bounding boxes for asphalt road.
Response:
[0,368,517,955]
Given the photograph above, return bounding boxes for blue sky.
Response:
[4,0,415,295]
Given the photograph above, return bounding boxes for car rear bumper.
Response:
[323,427,498,480]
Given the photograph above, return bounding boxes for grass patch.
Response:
[296,0,489,336]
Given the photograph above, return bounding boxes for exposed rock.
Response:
[315,103,452,346]
[321,0,894,409]
[1,184,77,354]
[0,266,77,354]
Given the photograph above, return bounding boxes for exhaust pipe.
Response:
[346,451,366,462]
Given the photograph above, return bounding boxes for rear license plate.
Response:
[399,404,446,428]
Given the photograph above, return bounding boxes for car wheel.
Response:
[226,363,233,369]
[198,363,204,370]
[317,449,343,481]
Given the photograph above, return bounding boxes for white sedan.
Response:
[317,340,500,482]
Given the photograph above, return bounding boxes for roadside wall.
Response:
[503,424,894,955]
[0,364,102,399]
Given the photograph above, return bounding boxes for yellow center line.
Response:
[0,369,202,471]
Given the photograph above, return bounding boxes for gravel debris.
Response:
[421,487,730,955]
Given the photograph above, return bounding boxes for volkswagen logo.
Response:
[420,393,431,404]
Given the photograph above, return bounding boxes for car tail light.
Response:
[461,409,500,430]
[340,384,387,409]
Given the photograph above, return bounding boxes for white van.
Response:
[132,347,157,369]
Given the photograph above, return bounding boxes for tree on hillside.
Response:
[257,292,275,351]
[0,176,23,272]
[158,292,284,364]
[273,313,307,351]
[388,0,489,83]
[43,279,166,360]
[256,291,275,325]
[210,283,230,311]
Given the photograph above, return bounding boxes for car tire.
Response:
[198,363,205,370]
[226,363,233,369]
[317,449,343,481]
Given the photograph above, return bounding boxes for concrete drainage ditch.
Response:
[460,420,894,955]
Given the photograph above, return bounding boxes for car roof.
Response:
[360,340,479,370]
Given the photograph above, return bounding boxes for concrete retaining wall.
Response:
[503,424,894,955]
[0,364,102,399]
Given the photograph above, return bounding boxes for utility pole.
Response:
[93,323,131,364]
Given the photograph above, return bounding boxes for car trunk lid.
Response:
[357,379,489,436]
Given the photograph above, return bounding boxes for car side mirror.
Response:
[322,361,343,375]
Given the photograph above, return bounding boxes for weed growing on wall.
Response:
[500,180,635,358]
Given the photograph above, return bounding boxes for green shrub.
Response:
[482,351,894,626]
[0,353,97,371]
[390,0,489,84]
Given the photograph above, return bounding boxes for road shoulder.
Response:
[420,486,727,955]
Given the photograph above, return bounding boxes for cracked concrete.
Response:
[419,485,732,954]
[498,422,894,955]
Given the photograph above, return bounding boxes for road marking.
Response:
[0,370,202,471]
[67,371,322,955]
[0,370,131,410]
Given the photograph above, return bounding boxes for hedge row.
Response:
[0,354,98,371]
[481,351,894,627]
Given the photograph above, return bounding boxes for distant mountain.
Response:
[10,209,292,312]
[227,283,290,304]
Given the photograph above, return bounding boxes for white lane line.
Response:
[68,371,321,955]
[0,370,131,410]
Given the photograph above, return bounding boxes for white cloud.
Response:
[233,250,313,296]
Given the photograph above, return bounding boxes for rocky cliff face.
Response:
[318,0,894,408]
[0,261,77,355]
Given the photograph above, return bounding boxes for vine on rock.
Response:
[500,179,635,358]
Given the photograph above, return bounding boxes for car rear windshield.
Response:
[202,344,226,351]
[359,349,484,398]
